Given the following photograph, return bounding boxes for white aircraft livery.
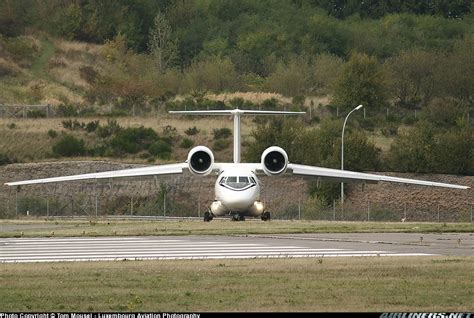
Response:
[5,109,469,221]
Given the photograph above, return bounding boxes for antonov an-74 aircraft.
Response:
[5,109,469,221]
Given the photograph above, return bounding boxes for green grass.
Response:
[1,219,473,238]
[30,37,55,81]
[0,256,471,311]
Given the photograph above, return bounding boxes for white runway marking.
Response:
[0,237,436,263]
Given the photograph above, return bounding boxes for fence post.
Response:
[198,186,201,218]
[15,190,18,218]
[95,195,98,217]
[367,199,370,221]
[163,195,166,217]
[298,199,301,220]
[404,202,407,221]
[333,200,336,221]
[437,204,440,222]
[130,197,133,216]
[46,198,49,218]
[471,204,473,223]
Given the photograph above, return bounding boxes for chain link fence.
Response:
[1,189,472,223]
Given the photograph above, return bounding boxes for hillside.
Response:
[0,35,104,106]
[0,1,472,213]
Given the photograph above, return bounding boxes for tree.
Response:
[265,55,312,96]
[442,36,474,106]
[182,56,241,93]
[0,0,27,37]
[385,49,443,108]
[148,11,178,74]
[433,127,474,175]
[332,53,388,111]
[243,118,304,163]
[387,123,435,173]
[311,53,344,95]
[53,4,84,40]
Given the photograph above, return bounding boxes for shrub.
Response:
[212,139,230,151]
[180,138,194,149]
[260,98,279,110]
[0,153,13,166]
[0,59,19,76]
[213,127,232,140]
[27,109,46,118]
[79,65,98,84]
[96,119,122,138]
[149,140,172,159]
[85,120,100,133]
[162,125,177,138]
[52,135,86,157]
[109,126,158,155]
[7,123,16,129]
[47,129,58,138]
[62,119,84,130]
[57,104,78,117]
[4,37,38,67]
[185,126,200,136]
[381,123,398,137]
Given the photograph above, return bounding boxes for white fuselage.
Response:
[210,166,263,217]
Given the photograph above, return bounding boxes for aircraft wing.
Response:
[4,163,187,186]
[287,164,469,190]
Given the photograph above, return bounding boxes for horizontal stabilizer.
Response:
[169,109,305,116]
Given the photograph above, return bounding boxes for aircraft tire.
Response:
[261,211,271,221]
[231,214,245,221]
[204,211,213,222]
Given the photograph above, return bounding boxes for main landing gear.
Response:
[203,210,214,222]
[261,211,271,221]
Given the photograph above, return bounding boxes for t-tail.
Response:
[168,109,305,163]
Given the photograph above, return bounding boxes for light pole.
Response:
[341,104,363,206]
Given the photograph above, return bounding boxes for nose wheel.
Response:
[261,211,271,221]
[231,214,245,221]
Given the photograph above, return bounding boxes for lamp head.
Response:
[355,104,363,110]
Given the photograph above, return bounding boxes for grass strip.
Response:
[0,256,471,312]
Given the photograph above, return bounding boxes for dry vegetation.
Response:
[0,115,255,163]
[0,35,104,106]
[206,92,292,105]
[1,219,472,238]
[0,256,471,311]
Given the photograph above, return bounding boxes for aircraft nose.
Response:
[221,190,255,210]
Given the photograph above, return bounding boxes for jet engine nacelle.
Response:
[261,146,288,176]
[187,146,215,176]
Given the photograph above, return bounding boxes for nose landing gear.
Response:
[231,214,245,221]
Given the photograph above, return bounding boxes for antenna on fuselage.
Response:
[169,108,305,163]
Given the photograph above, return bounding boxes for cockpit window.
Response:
[239,176,249,183]
[221,176,255,190]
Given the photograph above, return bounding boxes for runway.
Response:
[2,233,471,263]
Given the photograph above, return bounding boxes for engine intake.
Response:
[261,146,288,176]
[187,146,214,176]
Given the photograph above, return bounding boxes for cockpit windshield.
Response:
[220,176,256,190]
